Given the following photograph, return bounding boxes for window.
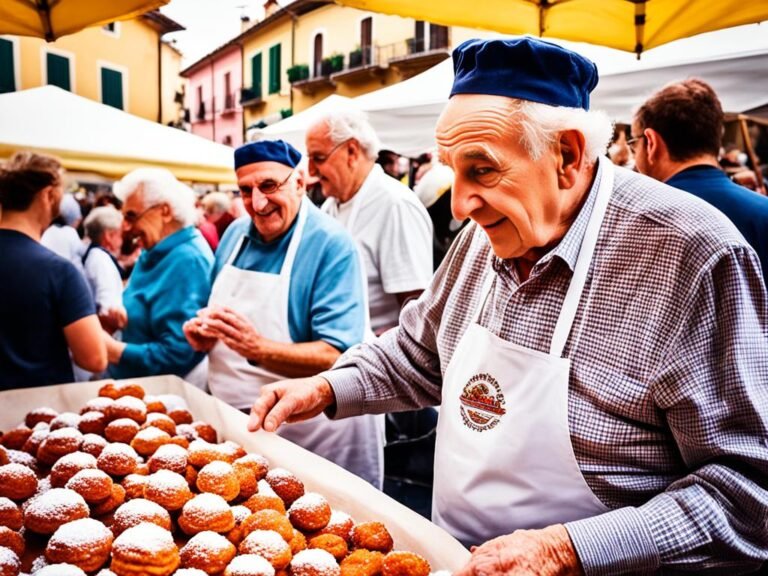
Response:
[313,33,323,77]
[251,53,262,97]
[46,53,71,91]
[103,23,116,32]
[429,24,449,50]
[268,44,281,94]
[360,17,372,65]
[224,71,233,109]
[0,38,14,93]
[100,66,123,110]
[413,21,425,54]
[101,22,120,37]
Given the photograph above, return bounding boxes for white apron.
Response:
[433,160,615,547]
[207,198,383,487]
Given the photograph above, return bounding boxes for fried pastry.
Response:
[0,528,23,558]
[50,451,97,487]
[316,511,354,543]
[104,418,140,444]
[36,428,83,466]
[178,493,234,535]
[308,534,347,562]
[0,463,37,501]
[143,469,193,511]
[48,412,81,430]
[339,550,384,576]
[241,509,293,543]
[96,443,139,477]
[239,529,292,570]
[66,468,114,503]
[23,488,89,535]
[0,546,19,576]
[80,433,108,458]
[90,482,126,516]
[110,522,179,576]
[105,396,147,425]
[291,549,340,576]
[148,443,188,475]
[45,517,113,573]
[121,473,149,500]
[111,498,172,535]
[77,411,107,436]
[130,426,171,457]
[196,461,240,502]
[224,554,276,576]
[381,552,430,576]
[351,522,393,554]
[180,531,236,574]
[98,382,145,400]
[242,494,286,515]
[24,407,58,428]
[289,493,331,532]
[142,413,176,436]
[265,468,304,507]
[0,500,21,531]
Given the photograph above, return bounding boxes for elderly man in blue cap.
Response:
[183,139,384,487]
[245,39,768,574]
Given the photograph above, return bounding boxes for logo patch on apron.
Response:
[459,373,506,432]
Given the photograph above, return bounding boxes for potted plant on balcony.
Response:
[329,53,344,72]
[348,46,363,69]
[287,64,309,83]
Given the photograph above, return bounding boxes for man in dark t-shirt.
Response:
[0,230,96,387]
[0,151,104,388]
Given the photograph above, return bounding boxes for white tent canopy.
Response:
[263,47,768,158]
[0,86,236,184]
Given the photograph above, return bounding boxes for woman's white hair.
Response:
[113,168,197,227]
[83,205,122,242]
[510,99,613,163]
[201,191,232,214]
[320,108,381,161]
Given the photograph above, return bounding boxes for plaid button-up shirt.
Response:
[326,162,768,574]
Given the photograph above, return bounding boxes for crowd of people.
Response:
[2,36,768,574]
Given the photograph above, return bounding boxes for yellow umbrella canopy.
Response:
[333,0,768,55]
[0,0,170,41]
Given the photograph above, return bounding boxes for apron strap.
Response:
[550,158,615,357]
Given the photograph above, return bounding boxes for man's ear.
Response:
[347,139,362,165]
[556,129,586,189]
[294,167,306,192]
[643,128,665,166]
[160,202,173,222]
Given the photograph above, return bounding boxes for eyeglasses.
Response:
[239,169,294,197]
[308,140,349,166]
[627,134,646,153]
[123,203,162,225]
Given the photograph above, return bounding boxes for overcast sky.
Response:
[159,1,767,74]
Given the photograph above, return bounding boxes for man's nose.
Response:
[252,193,270,212]
[308,159,319,177]
[450,181,482,222]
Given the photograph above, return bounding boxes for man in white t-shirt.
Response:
[306,109,433,334]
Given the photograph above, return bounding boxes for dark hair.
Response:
[634,78,723,162]
[0,151,62,212]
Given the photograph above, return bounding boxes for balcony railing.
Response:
[240,86,263,106]
[196,101,206,121]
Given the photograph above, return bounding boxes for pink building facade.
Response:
[182,43,244,148]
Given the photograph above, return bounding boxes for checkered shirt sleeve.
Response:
[324,166,768,573]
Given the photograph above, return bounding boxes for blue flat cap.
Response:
[235,139,302,170]
[450,37,599,110]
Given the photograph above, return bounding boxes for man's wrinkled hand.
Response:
[248,376,335,433]
[182,317,218,352]
[455,525,582,576]
[204,307,264,360]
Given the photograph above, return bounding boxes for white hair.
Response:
[201,191,231,213]
[113,168,197,227]
[318,108,380,161]
[83,205,122,242]
[510,99,613,163]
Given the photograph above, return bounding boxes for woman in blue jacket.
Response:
[104,168,213,385]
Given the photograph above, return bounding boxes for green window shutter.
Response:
[251,53,262,98]
[101,67,123,110]
[269,44,281,94]
[0,38,14,93]
[46,53,70,91]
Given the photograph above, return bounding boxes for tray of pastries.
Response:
[0,376,468,575]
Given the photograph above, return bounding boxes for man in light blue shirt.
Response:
[184,140,383,487]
